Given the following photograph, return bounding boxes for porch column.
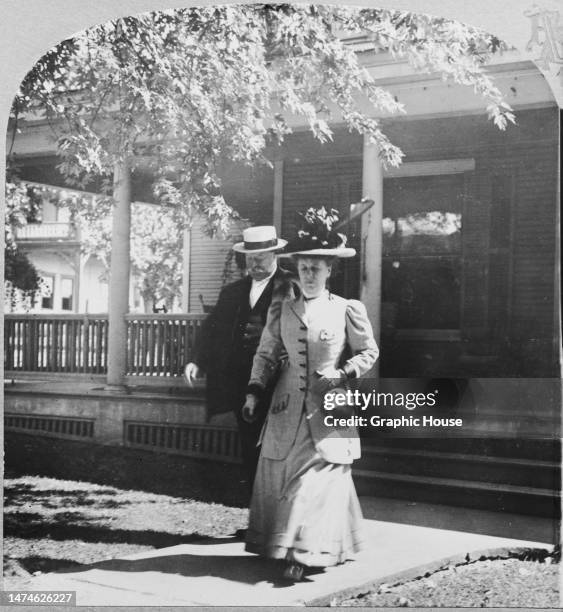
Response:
[74,250,82,313]
[273,160,284,233]
[106,158,131,390]
[181,228,191,312]
[360,136,384,369]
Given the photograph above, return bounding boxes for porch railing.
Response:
[15,223,77,240]
[4,313,206,378]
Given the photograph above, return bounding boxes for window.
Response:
[382,173,465,330]
[56,205,71,223]
[40,275,54,310]
[61,277,74,311]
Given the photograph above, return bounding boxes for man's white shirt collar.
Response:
[249,268,276,308]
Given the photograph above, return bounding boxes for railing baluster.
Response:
[83,317,90,373]
[4,318,13,370]
[161,319,169,377]
[68,319,75,372]
[154,319,161,376]
[94,319,101,373]
[126,318,134,376]
[61,319,66,371]
[5,313,206,379]
[175,318,180,376]
[37,320,42,370]
[77,318,83,372]
[135,319,141,375]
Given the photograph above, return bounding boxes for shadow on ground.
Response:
[52,544,324,589]
[5,432,249,507]
[5,556,84,576]
[4,483,126,509]
[4,512,212,548]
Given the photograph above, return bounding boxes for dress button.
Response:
[298,350,307,356]
[300,325,307,331]
[298,338,306,343]
[299,387,306,392]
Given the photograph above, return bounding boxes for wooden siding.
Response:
[274,107,559,376]
[188,216,247,313]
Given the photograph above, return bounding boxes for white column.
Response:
[106,158,131,390]
[360,137,384,384]
[181,228,191,312]
[74,250,82,313]
[273,160,284,233]
[360,136,384,346]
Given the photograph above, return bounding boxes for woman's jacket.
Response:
[248,291,379,464]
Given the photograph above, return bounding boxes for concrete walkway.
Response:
[22,497,555,606]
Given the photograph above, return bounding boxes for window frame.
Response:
[60,275,75,312]
[381,158,474,341]
[39,273,55,311]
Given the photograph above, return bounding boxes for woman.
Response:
[242,207,379,582]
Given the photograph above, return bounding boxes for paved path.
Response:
[24,497,555,606]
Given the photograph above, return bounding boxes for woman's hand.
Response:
[311,366,345,395]
[242,394,259,423]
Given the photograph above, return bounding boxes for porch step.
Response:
[353,439,561,518]
[359,435,561,461]
[354,446,560,489]
[352,468,560,518]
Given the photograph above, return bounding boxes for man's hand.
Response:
[242,394,259,423]
[184,362,201,386]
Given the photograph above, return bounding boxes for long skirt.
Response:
[244,411,364,567]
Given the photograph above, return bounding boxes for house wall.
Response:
[227,106,558,378]
[187,216,247,313]
[10,106,559,377]
[26,251,76,313]
[80,256,109,313]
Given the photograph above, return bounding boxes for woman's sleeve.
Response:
[247,298,286,391]
[343,300,379,378]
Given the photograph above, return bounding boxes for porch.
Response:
[4,313,561,518]
[4,312,206,385]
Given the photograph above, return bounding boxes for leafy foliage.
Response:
[9,4,514,306]
[13,5,513,215]
[4,178,42,304]
[130,203,183,310]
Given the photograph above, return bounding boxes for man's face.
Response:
[245,251,277,281]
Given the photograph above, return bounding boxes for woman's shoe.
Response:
[282,562,305,582]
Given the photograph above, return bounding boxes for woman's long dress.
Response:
[245,291,378,567]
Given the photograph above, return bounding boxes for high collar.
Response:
[290,289,330,326]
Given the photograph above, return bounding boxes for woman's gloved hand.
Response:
[311,366,345,396]
[242,393,259,423]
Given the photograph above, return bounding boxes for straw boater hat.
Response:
[282,207,356,258]
[232,226,287,254]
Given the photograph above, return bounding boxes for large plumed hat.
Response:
[282,207,356,258]
[232,226,287,253]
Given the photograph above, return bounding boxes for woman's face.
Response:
[297,257,332,298]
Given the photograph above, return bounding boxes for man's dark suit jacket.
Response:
[195,266,295,421]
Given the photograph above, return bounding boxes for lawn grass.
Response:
[4,474,247,590]
[335,552,560,607]
[4,432,249,590]
[4,432,560,606]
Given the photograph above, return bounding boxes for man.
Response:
[184,225,295,495]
